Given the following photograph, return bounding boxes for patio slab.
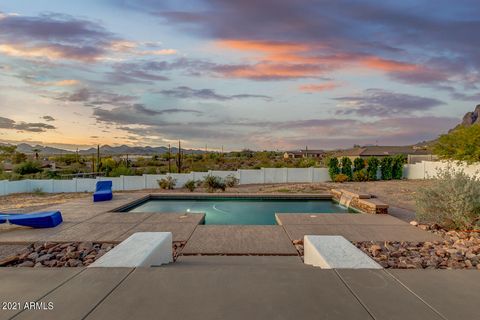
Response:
[337,269,443,320]
[114,222,198,242]
[0,268,82,320]
[388,270,480,320]
[182,225,297,255]
[276,213,406,225]
[13,268,132,320]
[85,259,372,320]
[45,222,137,243]
[0,222,77,244]
[87,212,153,224]
[40,193,149,223]
[283,224,442,242]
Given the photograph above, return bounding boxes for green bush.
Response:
[353,169,369,182]
[333,173,349,183]
[202,175,226,192]
[353,157,365,173]
[158,176,177,190]
[184,179,197,192]
[14,161,42,175]
[340,157,352,180]
[327,157,340,181]
[366,157,379,180]
[433,124,480,163]
[109,165,134,177]
[225,174,239,188]
[380,156,393,180]
[392,155,405,180]
[415,167,480,229]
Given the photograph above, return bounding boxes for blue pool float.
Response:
[0,211,63,228]
[93,180,113,202]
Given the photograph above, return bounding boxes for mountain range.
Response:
[0,143,205,155]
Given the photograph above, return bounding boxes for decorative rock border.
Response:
[0,240,186,267]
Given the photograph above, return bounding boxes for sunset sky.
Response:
[0,0,479,151]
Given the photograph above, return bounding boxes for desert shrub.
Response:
[380,156,393,180]
[184,179,197,192]
[202,175,226,192]
[353,169,369,182]
[353,157,365,173]
[32,187,45,195]
[391,155,405,180]
[225,174,239,188]
[333,173,349,183]
[340,157,352,180]
[327,157,340,181]
[109,165,134,177]
[366,157,379,180]
[415,167,480,229]
[158,176,177,190]
[14,161,42,175]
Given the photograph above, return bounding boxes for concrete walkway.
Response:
[1,256,478,320]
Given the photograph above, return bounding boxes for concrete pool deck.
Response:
[0,192,440,252]
[1,256,479,320]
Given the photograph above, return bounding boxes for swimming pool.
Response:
[122,196,352,225]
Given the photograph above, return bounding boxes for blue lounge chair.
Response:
[93,180,113,202]
[0,211,63,228]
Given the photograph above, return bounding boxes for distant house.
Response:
[283,149,325,159]
[334,146,436,164]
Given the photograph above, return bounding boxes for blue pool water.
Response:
[125,198,351,225]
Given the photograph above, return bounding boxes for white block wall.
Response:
[0,161,478,196]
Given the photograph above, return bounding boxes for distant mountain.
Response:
[78,145,205,155]
[0,142,205,155]
[0,143,74,155]
[461,104,480,127]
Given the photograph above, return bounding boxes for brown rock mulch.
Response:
[0,240,187,267]
[291,226,480,269]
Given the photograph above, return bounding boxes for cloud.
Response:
[158,86,272,101]
[0,116,56,132]
[42,116,55,122]
[105,61,170,84]
[0,13,176,62]
[144,0,480,87]
[0,13,118,61]
[299,82,340,92]
[334,89,445,117]
[55,88,137,107]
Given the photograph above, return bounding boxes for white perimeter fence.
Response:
[0,161,479,196]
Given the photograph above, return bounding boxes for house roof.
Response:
[335,146,431,157]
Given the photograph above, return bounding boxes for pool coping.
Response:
[110,192,334,213]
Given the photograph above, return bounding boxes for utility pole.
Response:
[168,144,171,173]
[176,140,182,173]
[96,145,100,173]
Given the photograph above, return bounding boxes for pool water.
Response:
[126,198,351,225]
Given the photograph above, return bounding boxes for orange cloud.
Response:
[214,39,421,80]
[299,82,340,92]
[0,44,66,60]
[359,56,418,72]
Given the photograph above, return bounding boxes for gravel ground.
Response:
[293,224,480,269]
[0,241,186,267]
[0,192,89,212]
